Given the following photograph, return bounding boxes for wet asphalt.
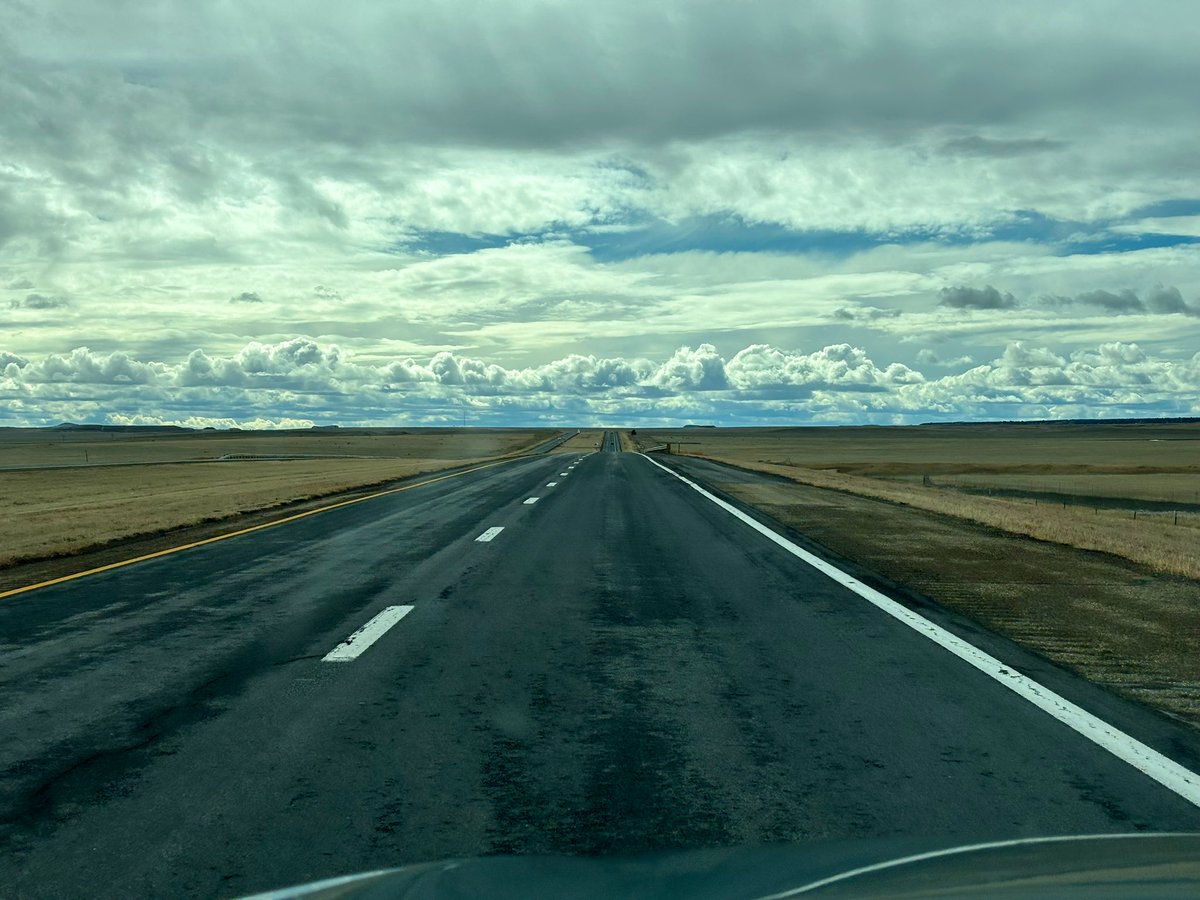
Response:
[3,434,1200,897]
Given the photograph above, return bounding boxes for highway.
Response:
[3,432,1200,897]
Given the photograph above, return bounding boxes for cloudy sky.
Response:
[3,1,1199,428]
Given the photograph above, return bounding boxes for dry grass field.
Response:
[633,422,1200,726]
[0,428,552,568]
[0,427,551,468]
[636,422,1200,579]
[556,430,606,452]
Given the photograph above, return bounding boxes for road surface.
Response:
[3,433,1200,897]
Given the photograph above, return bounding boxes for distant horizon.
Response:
[7,415,1200,434]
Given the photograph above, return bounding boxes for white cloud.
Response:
[650,344,729,391]
[2,337,1196,428]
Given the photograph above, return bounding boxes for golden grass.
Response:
[556,430,606,452]
[635,424,1200,581]
[889,471,1200,505]
[698,455,1200,581]
[644,422,1200,470]
[0,429,551,567]
[0,427,550,468]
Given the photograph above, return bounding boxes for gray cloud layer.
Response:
[940,284,1200,317]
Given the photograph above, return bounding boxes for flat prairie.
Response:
[637,422,1200,577]
[0,428,551,568]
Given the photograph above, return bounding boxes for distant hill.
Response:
[48,423,193,433]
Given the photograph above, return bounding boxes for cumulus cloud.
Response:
[916,349,975,368]
[727,344,921,392]
[229,291,263,304]
[15,347,168,385]
[2,336,1198,427]
[650,344,729,391]
[108,413,316,430]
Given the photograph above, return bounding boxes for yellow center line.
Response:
[0,457,519,601]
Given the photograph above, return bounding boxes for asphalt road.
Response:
[4,433,1200,897]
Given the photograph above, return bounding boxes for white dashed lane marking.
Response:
[322,606,414,662]
[475,526,505,542]
[547,482,558,487]
[524,497,539,505]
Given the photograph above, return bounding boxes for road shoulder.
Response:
[662,454,1200,732]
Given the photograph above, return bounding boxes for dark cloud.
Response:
[313,284,342,301]
[938,285,1017,310]
[11,293,69,309]
[1144,285,1199,316]
[230,291,263,304]
[833,305,901,321]
[1063,285,1200,317]
[945,284,1200,316]
[1071,289,1143,312]
[6,2,1197,155]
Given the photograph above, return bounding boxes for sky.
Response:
[2,0,1200,428]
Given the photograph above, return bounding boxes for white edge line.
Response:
[475,526,504,542]
[322,605,414,662]
[639,452,1200,810]
[751,833,1195,899]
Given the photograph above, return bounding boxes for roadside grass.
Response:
[694,455,1200,581]
[556,430,606,452]
[0,427,551,468]
[0,429,549,568]
[636,424,1200,581]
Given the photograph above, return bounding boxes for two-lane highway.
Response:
[3,435,1200,897]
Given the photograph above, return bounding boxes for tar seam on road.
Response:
[322,605,415,662]
[0,458,521,601]
[640,453,1200,810]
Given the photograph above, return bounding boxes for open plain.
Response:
[0,427,558,569]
